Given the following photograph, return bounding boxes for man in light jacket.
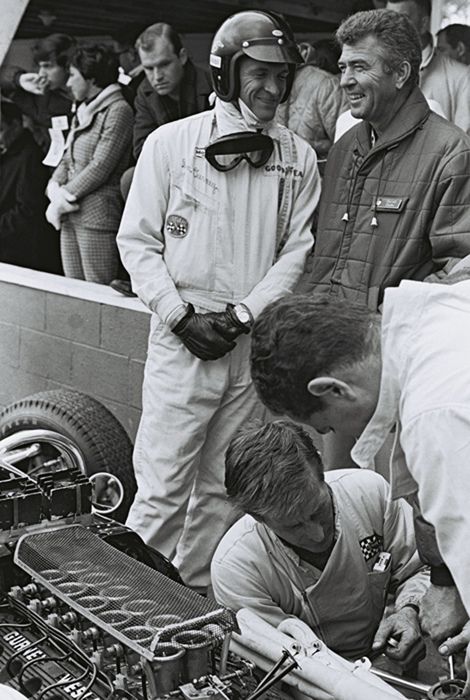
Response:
[387,0,470,133]
[212,420,428,666]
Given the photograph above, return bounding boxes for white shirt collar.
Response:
[420,39,435,70]
[213,97,281,140]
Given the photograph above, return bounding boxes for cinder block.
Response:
[128,359,145,409]
[71,345,129,404]
[0,322,20,369]
[46,293,101,345]
[100,305,150,360]
[20,328,73,383]
[0,283,46,330]
[0,367,49,408]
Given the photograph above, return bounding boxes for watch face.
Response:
[234,305,251,325]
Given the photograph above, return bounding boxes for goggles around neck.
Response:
[205,131,274,172]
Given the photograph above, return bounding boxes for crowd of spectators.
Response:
[0,5,469,287]
[3,3,470,691]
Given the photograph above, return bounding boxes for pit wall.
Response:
[0,264,150,441]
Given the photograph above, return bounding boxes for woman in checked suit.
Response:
[46,45,133,283]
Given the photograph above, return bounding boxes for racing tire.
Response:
[0,389,136,522]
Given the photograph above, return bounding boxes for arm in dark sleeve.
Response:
[410,496,454,586]
[427,147,470,277]
[0,147,49,261]
[133,86,158,160]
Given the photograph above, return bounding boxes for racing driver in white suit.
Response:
[117,10,321,591]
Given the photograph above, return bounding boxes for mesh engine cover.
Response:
[14,524,235,660]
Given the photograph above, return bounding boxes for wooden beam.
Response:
[1,0,29,66]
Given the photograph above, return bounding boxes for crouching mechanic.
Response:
[211,420,428,665]
[117,11,320,591]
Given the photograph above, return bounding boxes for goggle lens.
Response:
[205,132,274,172]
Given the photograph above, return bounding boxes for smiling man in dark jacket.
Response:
[308,9,470,311]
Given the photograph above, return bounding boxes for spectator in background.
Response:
[133,22,212,161]
[437,24,470,66]
[46,45,133,284]
[386,0,470,133]
[110,23,146,105]
[311,37,341,74]
[112,22,213,297]
[0,99,62,273]
[277,41,347,172]
[0,34,75,154]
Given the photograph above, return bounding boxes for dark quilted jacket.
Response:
[308,87,470,309]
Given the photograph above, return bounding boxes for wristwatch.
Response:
[233,303,253,328]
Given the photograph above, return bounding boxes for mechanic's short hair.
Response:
[32,33,76,69]
[225,420,324,522]
[337,9,421,86]
[250,294,380,421]
[135,22,183,56]
[70,45,119,88]
[437,23,470,50]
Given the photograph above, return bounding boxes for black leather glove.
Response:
[172,304,236,361]
[205,304,251,342]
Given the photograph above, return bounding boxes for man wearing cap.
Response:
[117,11,320,593]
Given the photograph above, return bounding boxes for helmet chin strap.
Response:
[238,97,275,132]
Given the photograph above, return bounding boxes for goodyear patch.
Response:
[166,215,188,238]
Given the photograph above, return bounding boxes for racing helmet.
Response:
[210,10,302,103]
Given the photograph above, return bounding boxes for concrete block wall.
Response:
[0,264,151,441]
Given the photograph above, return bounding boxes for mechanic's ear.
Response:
[307,377,355,400]
[179,47,188,66]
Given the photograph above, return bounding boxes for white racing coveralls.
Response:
[117,98,321,588]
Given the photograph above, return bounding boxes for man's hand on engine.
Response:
[420,584,468,644]
[172,303,236,361]
[439,621,470,698]
[372,607,425,667]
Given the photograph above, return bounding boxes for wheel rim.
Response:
[0,429,124,516]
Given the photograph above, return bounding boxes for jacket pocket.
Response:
[163,186,218,291]
[368,568,392,618]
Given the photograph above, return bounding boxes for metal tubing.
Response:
[371,667,432,694]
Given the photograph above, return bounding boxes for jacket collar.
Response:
[354,86,430,156]
[420,35,435,70]
[75,83,124,129]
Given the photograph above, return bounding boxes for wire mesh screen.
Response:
[14,524,235,660]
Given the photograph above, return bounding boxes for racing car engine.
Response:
[0,462,253,700]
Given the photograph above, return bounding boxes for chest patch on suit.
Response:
[359,533,384,561]
[166,215,189,238]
